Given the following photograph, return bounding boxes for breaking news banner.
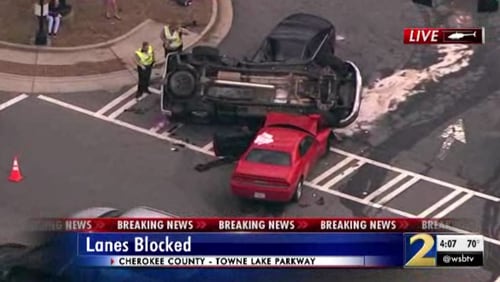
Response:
[33,218,483,269]
[403,27,485,44]
[38,217,457,232]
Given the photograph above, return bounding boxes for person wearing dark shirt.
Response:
[47,0,62,36]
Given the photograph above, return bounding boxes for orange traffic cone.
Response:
[8,156,23,182]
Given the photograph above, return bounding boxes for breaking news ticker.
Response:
[403,27,485,44]
[38,218,484,269]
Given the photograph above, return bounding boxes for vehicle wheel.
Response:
[293,178,304,202]
[167,70,197,98]
[192,46,220,62]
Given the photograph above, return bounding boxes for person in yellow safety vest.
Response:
[160,23,184,58]
[134,41,155,100]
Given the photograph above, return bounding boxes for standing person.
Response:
[160,23,184,58]
[104,0,121,20]
[134,42,155,100]
[47,0,62,36]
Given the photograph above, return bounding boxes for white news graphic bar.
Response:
[322,161,366,188]
[363,173,408,202]
[434,193,474,219]
[376,177,420,205]
[95,87,136,116]
[108,256,366,267]
[311,157,355,185]
[0,94,29,111]
[436,235,484,252]
[418,190,462,217]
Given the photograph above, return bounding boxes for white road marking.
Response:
[322,161,366,189]
[202,142,214,151]
[37,95,213,156]
[311,157,354,185]
[363,173,408,202]
[0,94,29,111]
[330,147,500,203]
[434,193,474,219]
[418,190,463,217]
[95,87,136,116]
[438,118,467,160]
[494,276,500,282]
[107,94,148,119]
[148,87,161,95]
[149,121,166,133]
[376,177,421,205]
[35,95,500,247]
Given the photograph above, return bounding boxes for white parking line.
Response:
[418,190,463,218]
[363,173,409,202]
[311,157,354,185]
[202,142,214,151]
[34,95,500,248]
[376,177,421,205]
[107,94,148,119]
[330,147,500,203]
[0,94,29,111]
[148,87,161,95]
[434,193,474,219]
[95,87,136,116]
[494,276,500,282]
[149,121,166,133]
[37,95,213,156]
[322,161,366,189]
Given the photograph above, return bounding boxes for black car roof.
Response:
[268,13,333,43]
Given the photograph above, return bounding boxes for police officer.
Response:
[161,23,184,58]
[134,41,155,100]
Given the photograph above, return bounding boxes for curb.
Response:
[0,20,154,52]
[0,0,218,53]
[0,0,231,93]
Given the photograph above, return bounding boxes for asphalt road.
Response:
[1,0,500,281]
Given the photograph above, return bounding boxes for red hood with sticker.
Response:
[263,112,319,135]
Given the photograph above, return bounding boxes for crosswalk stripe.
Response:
[322,161,366,188]
[434,193,474,219]
[363,173,409,202]
[202,142,213,151]
[418,190,462,217]
[0,94,29,111]
[95,87,136,116]
[148,87,161,95]
[376,177,421,205]
[311,157,355,185]
[108,94,148,119]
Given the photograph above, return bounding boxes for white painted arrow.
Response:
[438,118,466,160]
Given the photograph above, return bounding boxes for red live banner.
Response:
[36,218,455,233]
[403,27,485,44]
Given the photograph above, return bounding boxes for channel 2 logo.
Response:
[404,233,437,267]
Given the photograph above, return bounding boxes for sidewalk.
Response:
[0,0,233,94]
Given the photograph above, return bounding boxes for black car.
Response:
[161,13,362,128]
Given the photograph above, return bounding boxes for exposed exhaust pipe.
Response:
[214,80,276,89]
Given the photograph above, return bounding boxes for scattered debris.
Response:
[315,197,325,206]
[170,148,178,152]
[195,157,235,172]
